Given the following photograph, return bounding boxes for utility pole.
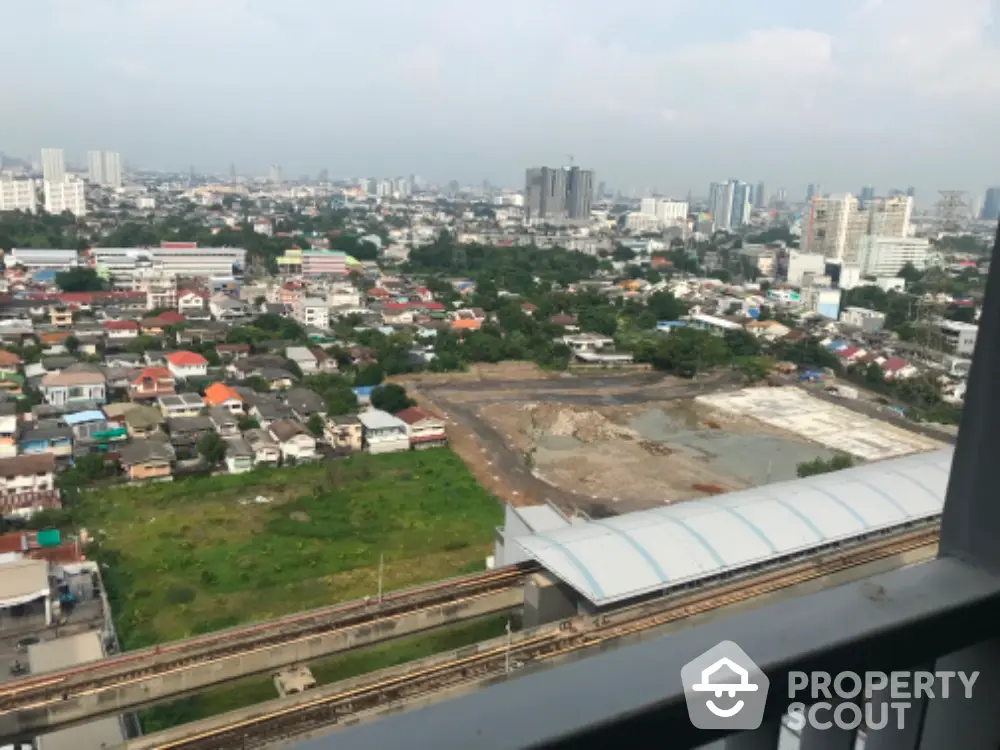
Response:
[377,553,384,604]
[505,620,512,674]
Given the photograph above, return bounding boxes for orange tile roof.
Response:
[204,382,243,406]
[164,351,208,367]
[451,319,481,330]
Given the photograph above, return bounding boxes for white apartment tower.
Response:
[802,194,912,263]
[0,180,37,213]
[43,179,86,217]
[40,149,65,183]
[88,151,123,188]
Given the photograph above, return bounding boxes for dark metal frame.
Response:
[297,219,1000,750]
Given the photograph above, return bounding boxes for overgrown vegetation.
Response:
[78,450,501,647]
[796,454,855,478]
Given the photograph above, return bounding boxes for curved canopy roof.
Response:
[516,448,951,607]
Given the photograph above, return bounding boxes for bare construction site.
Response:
[427,376,948,516]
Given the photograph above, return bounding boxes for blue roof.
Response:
[656,320,687,328]
[352,386,376,397]
[63,410,106,425]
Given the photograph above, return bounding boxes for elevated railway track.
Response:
[131,526,940,750]
[0,562,537,736]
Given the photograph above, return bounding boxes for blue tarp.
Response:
[63,410,106,425]
[352,386,376,399]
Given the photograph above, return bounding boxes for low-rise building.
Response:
[294,297,329,329]
[164,351,209,381]
[129,366,176,401]
[203,382,244,414]
[938,320,978,357]
[840,306,887,333]
[244,429,280,465]
[18,421,73,458]
[285,387,326,421]
[285,346,318,374]
[395,407,448,450]
[323,415,363,452]
[117,439,174,482]
[268,419,317,462]
[224,436,254,474]
[208,406,240,437]
[157,393,205,419]
[358,409,409,454]
[39,370,106,407]
[0,453,56,496]
[123,404,165,438]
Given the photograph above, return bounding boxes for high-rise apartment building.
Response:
[40,149,65,183]
[87,150,123,187]
[803,194,912,263]
[88,151,104,184]
[857,236,931,278]
[0,179,37,213]
[730,181,752,227]
[754,182,768,210]
[43,179,86,217]
[859,186,875,203]
[805,184,820,202]
[102,151,122,188]
[637,198,688,226]
[268,165,282,184]
[982,187,1000,222]
[708,181,735,232]
[524,166,594,223]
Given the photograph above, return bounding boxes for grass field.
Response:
[140,617,508,733]
[78,449,503,648]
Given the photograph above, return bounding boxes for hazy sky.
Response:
[4,0,999,198]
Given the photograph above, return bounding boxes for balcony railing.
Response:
[290,219,1000,750]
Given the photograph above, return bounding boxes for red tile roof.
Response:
[103,320,140,331]
[131,367,173,384]
[204,382,243,406]
[165,351,208,367]
[880,357,909,372]
[395,406,439,425]
[0,350,22,367]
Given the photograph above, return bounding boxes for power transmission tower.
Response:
[936,190,967,232]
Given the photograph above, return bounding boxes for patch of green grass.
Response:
[79,450,502,648]
[140,616,508,733]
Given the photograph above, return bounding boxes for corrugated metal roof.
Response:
[515,448,951,607]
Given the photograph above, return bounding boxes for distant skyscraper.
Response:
[754,181,768,209]
[708,181,735,231]
[775,188,787,204]
[806,184,820,202]
[41,148,65,183]
[318,168,329,183]
[982,187,1000,221]
[730,181,752,226]
[906,186,916,198]
[268,165,282,183]
[102,151,122,188]
[524,166,594,223]
[87,151,104,184]
[859,185,875,204]
[44,178,86,216]
[229,162,237,181]
[597,181,606,200]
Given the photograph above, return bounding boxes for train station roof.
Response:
[515,448,951,607]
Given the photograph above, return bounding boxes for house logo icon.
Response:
[681,641,769,730]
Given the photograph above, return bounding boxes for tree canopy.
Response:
[55,267,107,292]
[370,384,414,414]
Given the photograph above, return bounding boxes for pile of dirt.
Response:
[529,404,638,444]
[639,440,674,456]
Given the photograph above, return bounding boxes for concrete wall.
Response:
[1,587,523,737]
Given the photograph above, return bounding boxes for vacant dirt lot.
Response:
[479,399,838,513]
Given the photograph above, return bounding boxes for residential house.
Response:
[39,370,106,407]
[259,368,296,391]
[73,331,102,356]
[40,355,77,373]
[745,320,791,341]
[103,352,142,368]
[102,319,140,340]
[123,405,165,439]
[285,346,318,374]
[140,311,186,336]
[0,453,56,496]
[0,402,16,458]
[358,409,409,454]
[0,371,23,400]
[49,306,73,328]
[177,289,209,315]
[209,295,249,322]
[215,343,250,361]
[164,351,208,381]
[223,436,254,474]
[177,322,228,345]
[244,429,280,466]
[293,297,328,329]
[117,438,175,482]
[166,415,215,458]
[65,409,127,454]
[880,357,919,380]
[18,420,72,459]
[203,382,244,414]
[208,406,240,437]
[0,351,22,377]
[101,365,135,393]
[550,314,580,332]
[311,347,338,373]
[39,331,70,354]
[284,387,326,422]
[268,419,317,462]
[323,414,363,452]
[251,398,295,430]
[395,407,448,450]
[157,393,205,419]
[129,367,176,402]
[226,354,285,380]
[562,333,615,353]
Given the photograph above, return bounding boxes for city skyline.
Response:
[2,0,998,193]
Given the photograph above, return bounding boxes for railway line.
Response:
[0,562,537,717]
[135,526,940,750]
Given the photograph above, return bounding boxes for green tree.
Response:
[897,262,924,285]
[646,291,687,322]
[238,416,260,430]
[197,432,227,465]
[354,362,385,387]
[306,413,325,436]
[723,329,762,358]
[64,335,80,354]
[55,267,107,292]
[734,356,774,383]
[370,384,414,414]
